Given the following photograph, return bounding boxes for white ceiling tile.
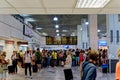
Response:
[17,9,46,14]
[0,0,12,7]
[6,0,43,8]
[73,9,101,14]
[43,0,76,8]
[105,0,120,8]
[0,8,18,14]
[46,8,73,14]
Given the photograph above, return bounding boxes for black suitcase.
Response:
[8,65,15,74]
[64,69,73,80]
[32,65,37,72]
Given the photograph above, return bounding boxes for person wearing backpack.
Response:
[81,50,99,80]
[35,48,42,72]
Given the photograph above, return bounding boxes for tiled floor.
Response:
[7,67,115,80]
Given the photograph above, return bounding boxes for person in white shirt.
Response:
[23,50,32,79]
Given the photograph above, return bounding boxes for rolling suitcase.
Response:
[8,65,15,74]
[32,65,38,72]
[64,68,73,80]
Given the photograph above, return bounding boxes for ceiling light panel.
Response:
[17,9,45,14]
[0,0,12,7]
[76,0,110,8]
[43,0,75,8]
[56,30,59,32]
[6,0,43,8]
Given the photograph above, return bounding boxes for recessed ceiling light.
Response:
[76,0,110,8]
[56,30,59,32]
[53,16,58,21]
[85,22,89,25]
[98,30,101,32]
[25,18,36,22]
[55,25,59,28]
[57,33,60,36]
[36,27,42,30]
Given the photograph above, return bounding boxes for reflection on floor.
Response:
[7,67,115,80]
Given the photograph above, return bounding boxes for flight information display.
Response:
[46,36,77,45]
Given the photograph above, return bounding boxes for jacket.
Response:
[81,61,97,80]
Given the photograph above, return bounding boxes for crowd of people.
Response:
[0,47,109,80]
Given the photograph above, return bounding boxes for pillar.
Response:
[89,14,98,50]
[106,14,120,73]
[77,25,82,49]
[81,19,89,49]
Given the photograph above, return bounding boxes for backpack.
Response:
[81,62,96,80]
[35,52,41,61]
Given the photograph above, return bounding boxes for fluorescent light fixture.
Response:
[25,18,36,22]
[76,0,110,8]
[85,22,89,25]
[53,16,58,21]
[56,30,59,32]
[62,34,66,36]
[80,28,82,31]
[20,14,30,17]
[20,45,28,47]
[42,32,48,36]
[57,33,60,36]
[55,25,59,28]
[36,27,42,30]
[62,30,68,32]
[98,30,101,32]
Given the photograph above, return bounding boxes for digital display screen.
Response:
[46,36,77,45]
[98,40,107,46]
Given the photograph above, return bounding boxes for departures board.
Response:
[46,36,77,45]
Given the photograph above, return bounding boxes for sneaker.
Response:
[30,76,32,79]
[25,75,27,78]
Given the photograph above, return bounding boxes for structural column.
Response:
[106,14,120,73]
[89,14,98,50]
[77,25,82,49]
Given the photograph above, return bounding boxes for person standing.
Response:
[35,48,42,71]
[75,49,80,66]
[11,51,18,74]
[0,51,9,80]
[116,48,120,80]
[52,50,57,66]
[81,50,99,80]
[23,50,32,79]
[64,51,73,80]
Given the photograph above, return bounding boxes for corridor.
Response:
[7,67,115,80]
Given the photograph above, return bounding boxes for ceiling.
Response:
[17,14,106,37]
[0,0,120,14]
[1,0,107,38]
[29,15,88,37]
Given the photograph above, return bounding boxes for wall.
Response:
[0,14,41,59]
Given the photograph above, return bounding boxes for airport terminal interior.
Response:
[0,0,120,80]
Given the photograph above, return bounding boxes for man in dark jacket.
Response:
[81,50,99,80]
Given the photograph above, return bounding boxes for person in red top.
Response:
[79,50,84,64]
[116,48,120,80]
[79,50,85,77]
